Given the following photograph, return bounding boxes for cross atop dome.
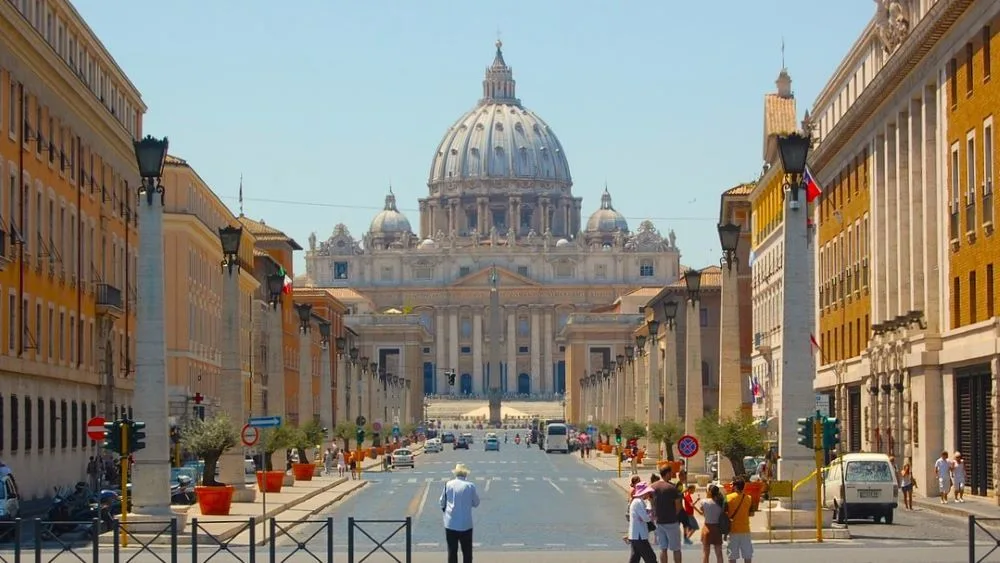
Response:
[481,40,520,106]
[384,188,398,211]
[600,187,615,210]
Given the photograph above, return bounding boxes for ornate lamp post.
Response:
[661,300,679,422]
[218,225,255,501]
[645,317,660,429]
[319,322,333,433]
[683,268,705,471]
[295,303,313,426]
[131,135,173,516]
[265,271,286,422]
[717,221,743,447]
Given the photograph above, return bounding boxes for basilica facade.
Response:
[304,41,680,397]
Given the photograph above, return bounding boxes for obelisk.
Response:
[488,265,502,424]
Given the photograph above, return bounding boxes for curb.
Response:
[253,480,369,545]
[913,500,998,522]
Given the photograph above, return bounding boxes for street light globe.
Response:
[662,300,679,322]
[266,272,284,297]
[717,222,741,253]
[295,303,313,324]
[133,135,169,179]
[219,225,243,256]
[777,132,811,176]
[684,268,702,294]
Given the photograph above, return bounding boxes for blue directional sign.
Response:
[248,416,281,428]
[392,426,401,437]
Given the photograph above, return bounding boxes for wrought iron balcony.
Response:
[95,283,123,318]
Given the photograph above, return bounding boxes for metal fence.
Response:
[0,516,408,563]
[970,515,1000,563]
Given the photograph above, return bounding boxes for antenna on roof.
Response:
[238,174,244,216]
[781,37,786,69]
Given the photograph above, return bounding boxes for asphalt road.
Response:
[282,429,626,553]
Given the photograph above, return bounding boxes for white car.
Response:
[391,448,415,468]
[424,439,442,453]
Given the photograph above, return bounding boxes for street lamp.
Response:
[319,322,331,346]
[718,223,741,270]
[684,268,702,303]
[635,334,647,354]
[647,319,660,340]
[295,303,313,332]
[266,272,284,309]
[662,300,678,327]
[616,354,625,370]
[624,344,635,364]
[219,225,242,273]
[335,336,346,356]
[777,132,812,205]
[349,347,359,363]
[131,134,171,516]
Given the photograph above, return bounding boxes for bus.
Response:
[544,423,570,454]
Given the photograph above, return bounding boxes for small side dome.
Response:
[417,238,437,250]
[369,189,413,235]
[555,238,571,248]
[585,187,629,233]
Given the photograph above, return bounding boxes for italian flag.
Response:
[279,266,293,295]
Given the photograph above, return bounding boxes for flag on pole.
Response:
[809,333,822,358]
[238,174,244,216]
[278,266,293,295]
[805,167,823,203]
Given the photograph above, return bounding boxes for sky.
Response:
[74,0,873,276]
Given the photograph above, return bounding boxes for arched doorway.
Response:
[518,373,531,395]
[460,373,473,395]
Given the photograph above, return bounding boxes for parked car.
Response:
[391,448,415,469]
[442,432,456,444]
[462,433,474,444]
[425,438,443,453]
[453,438,469,450]
[0,471,20,542]
[484,437,500,452]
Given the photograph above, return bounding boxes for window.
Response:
[554,262,573,278]
[7,294,14,351]
[595,264,607,280]
[49,399,55,448]
[986,26,993,80]
[701,361,711,387]
[47,307,53,358]
[988,264,995,318]
[970,271,978,323]
[60,400,67,448]
[10,395,18,451]
[491,210,506,231]
[379,265,393,281]
[412,265,432,280]
[953,276,962,328]
[37,397,43,450]
[333,261,348,280]
[460,346,471,354]
[968,136,978,199]
[517,266,529,277]
[967,43,975,95]
[58,311,64,361]
[986,122,994,225]
[7,80,14,136]
[460,318,472,338]
[518,317,529,336]
[71,401,78,448]
[639,260,654,277]
[24,396,31,451]
[518,346,529,354]
[700,308,709,327]
[458,266,470,278]
[69,314,75,363]
[951,145,961,240]
[949,58,958,107]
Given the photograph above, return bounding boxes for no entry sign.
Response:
[677,434,700,458]
[86,417,106,441]
[241,424,260,447]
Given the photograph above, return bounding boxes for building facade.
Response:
[0,0,143,499]
[809,0,1000,496]
[161,155,259,424]
[303,41,681,400]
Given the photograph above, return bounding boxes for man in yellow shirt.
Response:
[724,479,753,562]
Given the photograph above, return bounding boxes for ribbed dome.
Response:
[369,190,412,235]
[586,189,628,233]
[428,41,572,185]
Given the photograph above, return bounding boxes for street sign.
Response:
[372,421,383,433]
[241,424,260,447]
[86,417,106,441]
[248,416,281,428]
[355,416,366,426]
[392,426,400,437]
[677,434,700,458]
[815,393,831,417]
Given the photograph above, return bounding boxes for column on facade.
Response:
[473,310,484,394]
[449,308,459,396]
[506,309,517,393]
[268,307,286,421]
[647,336,660,432]
[336,354,348,423]
[435,310,446,394]
[539,198,550,233]
[885,123,899,316]
[630,353,643,421]
[719,265,742,420]
[530,308,541,395]
[477,198,488,234]
[542,310,553,395]
[250,302,267,418]
[319,341,332,431]
[418,201,428,239]
[221,266,254,501]
[897,111,912,314]
[907,98,925,314]
[509,197,519,235]
[665,326,680,422]
[920,85,941,329]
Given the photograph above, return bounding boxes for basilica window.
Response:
[517,266,529,277]
[520,209,532,229]
[467,210,477,231]
[639,259,654,277]
[380,265,394,281]
[492,210,507,231]
[595,264,607,280]
[555,262,573,278]
[412,265,433,280]
[459,266,471,277]
[334,261,349,280]
[461,318,472,338]
[517,317,529,337]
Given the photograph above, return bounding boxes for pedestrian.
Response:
[323,449,334,476]
[337,449,346,478]
[625,481,658,563]
[725,479,754,563]
[86,456,100,491]
[900,462,916,510]
[440,463,480,563]
[934,450,951,504]
[696,484,725,563]
[651,465,683,563]
[349,455,358,480]
[952,452,967,503]
[681,484,698,545]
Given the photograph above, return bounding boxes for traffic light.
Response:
[796,417,814,449]
[447,370,456,386]
[129,420,147,452]
[614,426,622,445]
[822,417,841,450]
[356,427,365,446]
[102,420,122,455]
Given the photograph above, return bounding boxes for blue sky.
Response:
[75,0,872,275]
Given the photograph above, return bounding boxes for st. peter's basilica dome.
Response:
[585,189,629,234]
[369,190,412,235]
[428,40,572,186]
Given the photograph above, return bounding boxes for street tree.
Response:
[620,419,646,441]
[260,425,294,471]
[696,411,766,478]
[648,419,684,460]
[180,414,238,486]
[331,422,356,453]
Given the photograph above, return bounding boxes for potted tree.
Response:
[181,414,239,516]
[697,411,767,506]
[256,426,293,493]
[290,421,326,481]
[649,419,685,474]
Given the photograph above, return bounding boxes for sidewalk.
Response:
[913,493,1000,522]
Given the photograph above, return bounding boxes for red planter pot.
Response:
[195,485,234,516]
[256,471,284,493]
[291,463,315,482]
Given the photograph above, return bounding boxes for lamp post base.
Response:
[230,482,257,503]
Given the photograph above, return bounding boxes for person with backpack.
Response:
[696,484,725,563]
[724,479,754,562]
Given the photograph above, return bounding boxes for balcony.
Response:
[95,283,123,319]
[0,230,9,271]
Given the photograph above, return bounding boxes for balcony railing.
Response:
[95,283,123,316]
[345,314,424,327]
[564,314,645,326]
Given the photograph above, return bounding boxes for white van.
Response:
[0,470,20,541]
[544,423,570,454]
[823,452,898,524]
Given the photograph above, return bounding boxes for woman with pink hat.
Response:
[625,481,658,563]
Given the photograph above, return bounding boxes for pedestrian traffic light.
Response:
[614,426,622,445]
[822,417,841,450]
[129,420,147,452]
[102,420,122,455]
[796,417,814,449]
[356,427,365,446]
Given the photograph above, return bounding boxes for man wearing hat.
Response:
[440,463,480,563]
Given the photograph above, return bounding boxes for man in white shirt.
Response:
[934,450,952,504]
[440,463,480,563]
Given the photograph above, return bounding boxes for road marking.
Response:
[417,542,439,547]
[587,543,609,547]
[502,543,524,547]
[558,477,569,482]
[415,482,430,518]
[485,478,492,493]
[407,478,418,483]
[545,543,566,547]
[525,477,535,481]
[546,478,564,494]
[406,482,428,518]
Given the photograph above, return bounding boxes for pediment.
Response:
[450,266,540,288]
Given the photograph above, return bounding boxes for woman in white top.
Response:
[694,484,725,563]
[337,450,347,477]
[952,452,967,503]
[625,482,658,563]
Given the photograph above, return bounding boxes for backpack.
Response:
[719,493,746,537]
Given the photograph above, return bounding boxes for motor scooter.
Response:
[170,475,196,505]
[45,484,101,536]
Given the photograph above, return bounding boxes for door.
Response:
[848,387,862,453]
[956,368,994,496]
[460,374,473,395]
[518,373,531,395]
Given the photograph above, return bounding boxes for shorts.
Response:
[654,522,682,552]
[955,480,965,491]
[938,477,951,492]
[726,533,754,560]
[901,484,913,492]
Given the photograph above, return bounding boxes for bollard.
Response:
[170,518,178,563]
[326,517,334,563]
[347,517,355,563]
[269,519,277,563]
[970,515,976,563]
[405,517,412,563]
[191,517,199,562]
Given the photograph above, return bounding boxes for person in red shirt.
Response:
[681,484,698,544]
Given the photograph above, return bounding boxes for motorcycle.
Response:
[170,475,196,505]
[45,483,102,536]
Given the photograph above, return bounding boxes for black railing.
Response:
[96,284,123,310]
[969,515,1000,562]
[347,517,411,563]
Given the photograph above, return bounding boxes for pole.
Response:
[813,412,823,543]
[617,445,622,478]
[120,420,129,548]
[261,446,267,544]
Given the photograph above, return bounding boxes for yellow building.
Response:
[0,0,143,499]
[161,155,258,423]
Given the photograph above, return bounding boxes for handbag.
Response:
[719,494,746,537]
